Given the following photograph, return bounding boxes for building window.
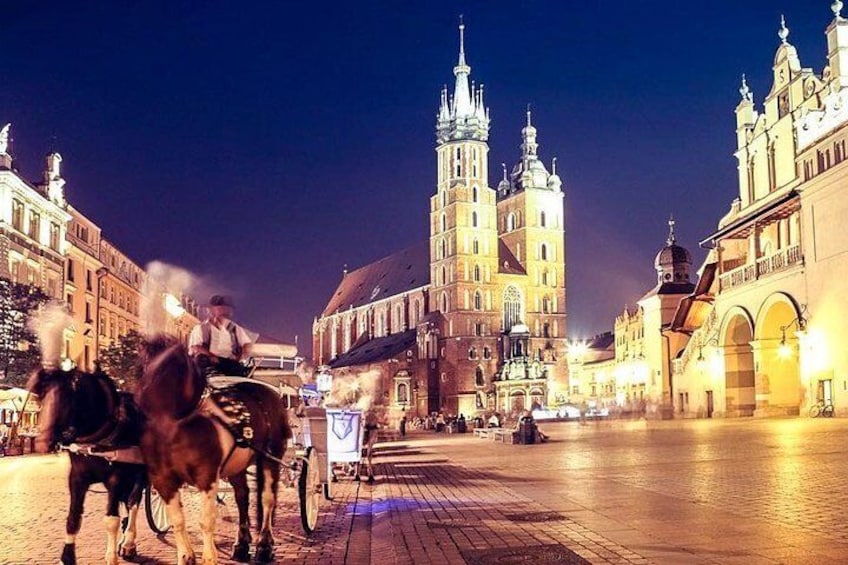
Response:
[468,347,477,360]
[67,259,75,282]
[440,265,447,286]
[85,302,91,323]
[472,211,478,227]
[474,322,483,336]
[474,290,482,310]
[540,243,548,261]
[49,223,61,251]
[540,211,546,227]
[440,238,446,259]
[472,185,478,202]
[475,367,484,386]
[472,238,479,254]
[11,199,24,231]
[542,269,548,286]
[503,285,522,330]
[440,292,448,312]
[507,213,516,232]
[483,347,491,360]
[441,213,447,232]
[86,270,92,291]
[397,383,409,403]
[455,147,461,177]
[66,293,73,312]
[543,323,550,338]
[28,211,41,241]
[473,265,481,282]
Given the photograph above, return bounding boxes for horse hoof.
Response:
[60,543,77,565]
[354,475,361,482]
[367,475,375,484]
[119,544,138,560]
[254,545,274,563]
[231,543,250,562]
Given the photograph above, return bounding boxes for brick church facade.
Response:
[313,23,568,420]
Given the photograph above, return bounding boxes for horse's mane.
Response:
[136,334,205,420]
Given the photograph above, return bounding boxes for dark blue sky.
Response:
[0,1,829,352]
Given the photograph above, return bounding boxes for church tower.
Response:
[497,110,566,364]
[430,20,501,415]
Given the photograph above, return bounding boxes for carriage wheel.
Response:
[145,487,171,535]
[298,447,321,534]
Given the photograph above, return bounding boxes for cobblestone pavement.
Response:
[2,417,848,563]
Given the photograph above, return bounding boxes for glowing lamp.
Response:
[163,294,186,318]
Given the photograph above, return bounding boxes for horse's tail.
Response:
[254,454,265,528]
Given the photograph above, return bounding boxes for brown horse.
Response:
[28,367,147,565]
[135,335,290,564]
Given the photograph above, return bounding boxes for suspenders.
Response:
[200,321,242,359]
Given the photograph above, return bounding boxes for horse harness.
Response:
[58,372,145,465]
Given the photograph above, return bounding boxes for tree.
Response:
[98,329,145,392]
[0,278,49,388]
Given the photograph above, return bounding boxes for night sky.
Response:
[0,1,829,353]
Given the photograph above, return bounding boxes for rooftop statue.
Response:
[0,123,10,155]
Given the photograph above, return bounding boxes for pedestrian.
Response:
[399,414,407,438]
[188,295,254,376]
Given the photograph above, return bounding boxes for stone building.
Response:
[0,128,69,300]
[314,23,568,419]
[65,205,103,370]
[672,6,848,418]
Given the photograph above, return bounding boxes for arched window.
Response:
[468,347,476,359]
[472,185,478,202]
[472,211,478,227]
[441,213,447,232]
[540,211,547,227]
[397,383,408,403]
[441,190,446,208]
[503,285,522,330]
[441,265,447,286]
[473,265,481,282]
[455,147,462,177]
[541,243,548,261]
[440,238,446,259]
[507,213,516,232]
[441,292,448,312]
[542,269,548,286]
[472,238,479,254]
[475,367,485,387]
[474,291,482,310]
[483,347,491,359]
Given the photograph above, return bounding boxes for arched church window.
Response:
[468,347,476,360]
[441,265,447,286]
[503,285,522,330]
[441,213,447,232]
[473,265,481,282]
[542,269,548,286]
[473,238,479,254]
[441,190,446,208]
[541,243,548,261]
[455,147,462,177]
[483,347,491,360]
[472,211,478,228]
[475,367,485,387]
[474,290,482,310]
[507,213,516,232]
[540,211,547,227]
[472,185,478,203]
[440,238,446,260]
[441,292,448,312]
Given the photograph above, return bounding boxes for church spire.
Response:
[452,16,473,118]
[435,18,489,144]
[667,215,676,245]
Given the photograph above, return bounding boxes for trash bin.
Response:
[518,417,536,445]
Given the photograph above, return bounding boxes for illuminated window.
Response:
[28,211,41,240]
[49,223,61,251]
[12,199,24,231]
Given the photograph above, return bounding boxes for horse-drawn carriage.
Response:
[30,337,367,564]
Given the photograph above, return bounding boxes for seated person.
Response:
[189,295,253,376]
[488,413,500,428]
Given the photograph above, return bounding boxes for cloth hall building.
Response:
[313,24,568,419]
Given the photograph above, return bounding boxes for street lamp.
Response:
[779,313,807,359]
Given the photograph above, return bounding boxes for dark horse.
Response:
[28,367,147,565]
[136,335,290,564]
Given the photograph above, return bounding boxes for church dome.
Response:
[654,243,692,270]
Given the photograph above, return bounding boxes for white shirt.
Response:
[189,319,253,360]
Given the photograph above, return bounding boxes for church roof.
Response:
[498,240,526,274]
[328,329,417,369]
[638,281,697,302]
[321,242,429,316]
[671,262,717,332]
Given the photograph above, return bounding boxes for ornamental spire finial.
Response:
[667,215,676,246]
[778,14,790,44]
[0,123,10,156]
[552,156,557,176]
[526,103,532,127]
[458,15,466,66]
[739,74,752,102]
[834,1,845,20]
[501,162,507,181]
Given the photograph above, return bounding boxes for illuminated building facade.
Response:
[65,205,103,370]
[0,133,69,300]
[673,6,848,418]
[314,23,568,419]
